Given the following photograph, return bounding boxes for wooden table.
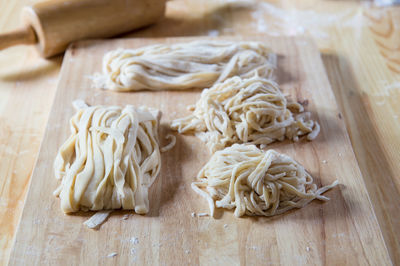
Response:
[0,0,399,265]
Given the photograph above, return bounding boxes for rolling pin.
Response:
[0,0,165,57]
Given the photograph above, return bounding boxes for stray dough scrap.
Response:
[54,101,161,215]
[171,76,320,152]
[93,40,276,91]
[107,252,118,258]
[192,144,338,217]
[83,210,112,229]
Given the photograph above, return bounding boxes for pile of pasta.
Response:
[171,76,320,152]
[192,144,338,217]
[92,40,276,91]
[53,40,338,224]
[53,101,161,215]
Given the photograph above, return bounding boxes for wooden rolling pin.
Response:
[0,0,165,57]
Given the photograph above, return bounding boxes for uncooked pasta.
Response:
[83,210,112,229]
[53,100,161,215]
[160,134,176,152]
[171,76,320,152]
[192,144,338,217]
[92,40,276,91]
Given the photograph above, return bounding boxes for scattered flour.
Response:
[372,81,400,97]
[247,1,362,39]
[207,30,220,36]
[130,237,139,245]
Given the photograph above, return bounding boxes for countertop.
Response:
[0,0,399,265]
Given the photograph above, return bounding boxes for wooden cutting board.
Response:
[9,36,391,265]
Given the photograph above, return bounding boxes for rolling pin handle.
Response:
[0,26,37,50]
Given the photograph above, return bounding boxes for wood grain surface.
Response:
[1,0,400,265]
[8,36,391,265]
